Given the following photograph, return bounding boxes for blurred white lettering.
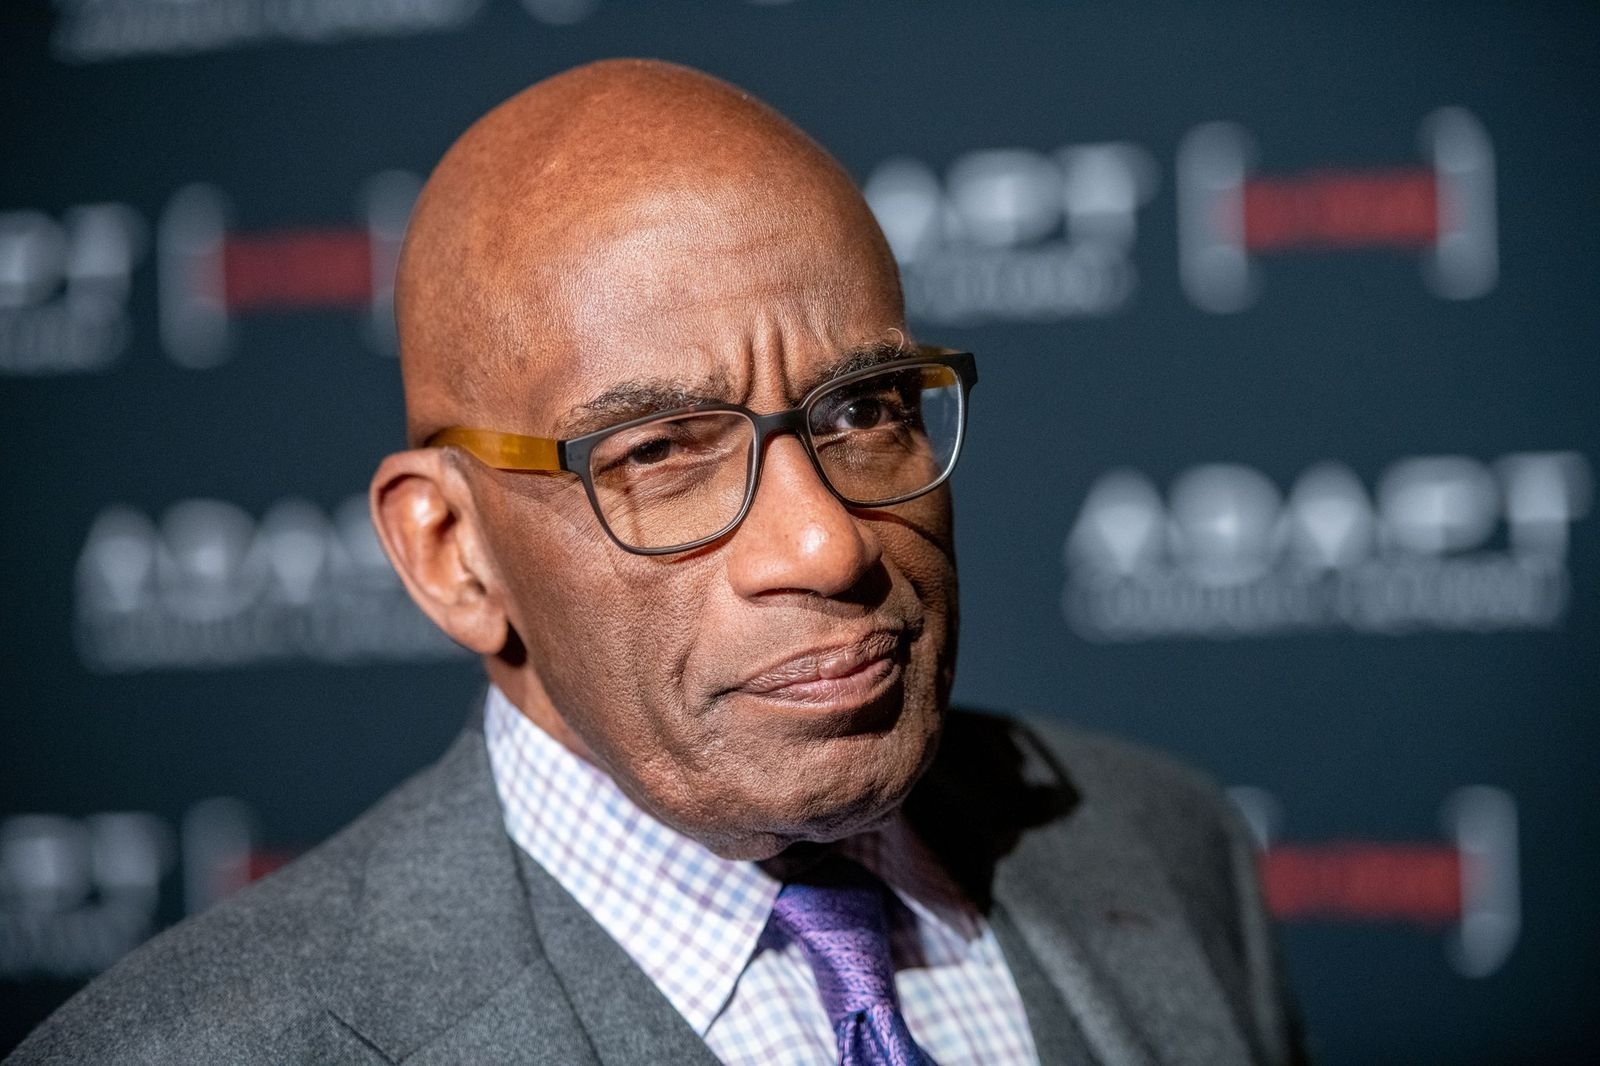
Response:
[1066,452,1591,640]
[864,143,1156,324]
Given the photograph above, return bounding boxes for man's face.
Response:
[466,188,959,860]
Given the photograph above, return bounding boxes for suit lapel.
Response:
[988,898,1104,1066]
[910,712,1252,1066]
[515,849,723,1066]
[990,749,1253,1066]
[317,729,600,1064]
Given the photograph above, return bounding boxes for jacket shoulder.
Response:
[950,706,1242,839]
[950,708,1305,1065]
[5,740,474,1065]
[993,709,1253,909]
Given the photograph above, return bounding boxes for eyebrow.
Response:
[557,377,732,437]
[556,340,920,438]
[797,340,919,395]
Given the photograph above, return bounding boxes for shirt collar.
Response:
[483,685,981,1032]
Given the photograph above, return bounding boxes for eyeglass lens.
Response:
[585,363,964,551]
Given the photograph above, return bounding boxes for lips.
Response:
[732,628,906,708]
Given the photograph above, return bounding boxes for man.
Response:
[11,60,1304,1065]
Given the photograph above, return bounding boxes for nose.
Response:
[725,434,882,599]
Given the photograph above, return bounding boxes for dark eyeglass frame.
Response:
[425,348,977,555]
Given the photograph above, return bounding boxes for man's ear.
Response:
[369,449,507,655]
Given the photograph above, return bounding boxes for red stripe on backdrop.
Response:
[1242,170,1439,251]
[223,230,373,311]
[1261,843,1462,924]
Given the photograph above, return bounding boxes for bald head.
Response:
[395,59,900,442]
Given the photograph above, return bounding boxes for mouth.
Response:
[728,628,908,714]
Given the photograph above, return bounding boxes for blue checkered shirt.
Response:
[484,686,1039,1065]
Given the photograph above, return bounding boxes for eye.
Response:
[624,436,676,466]
[834,397,891,431]
[818,391,914,436]
[593,432,684,477]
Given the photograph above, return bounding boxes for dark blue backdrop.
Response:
[3,2,1597,1062]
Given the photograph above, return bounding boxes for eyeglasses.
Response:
[426,348,976,555]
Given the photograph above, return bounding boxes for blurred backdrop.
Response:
[2,2,1597,1062]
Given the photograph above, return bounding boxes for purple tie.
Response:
[768,862,934,1066]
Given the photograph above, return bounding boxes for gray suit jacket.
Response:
[9,710,1305,1065]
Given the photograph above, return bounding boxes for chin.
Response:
[733,714,941,856]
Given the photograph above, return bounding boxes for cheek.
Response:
[875,493,960,692]
[879,490,958,614]
[483,492,708,749]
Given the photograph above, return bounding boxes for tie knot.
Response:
[768,862,899,1024]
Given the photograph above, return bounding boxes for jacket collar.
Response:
[910,712,1252,1066]
[514,846,723,1066]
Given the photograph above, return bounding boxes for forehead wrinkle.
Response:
[562,205,838,337]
